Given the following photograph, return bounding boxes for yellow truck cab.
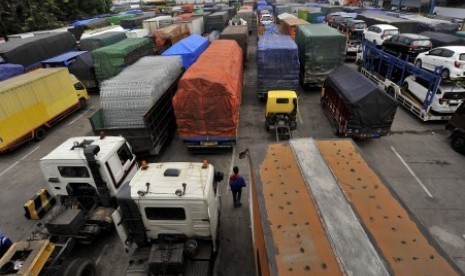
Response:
[265,90,298,140]
[0,68,89,153]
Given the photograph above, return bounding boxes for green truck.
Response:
[295,24,346,87]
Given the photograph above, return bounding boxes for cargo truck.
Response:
[295,24,346,87]
[321,65,398,138]
[0,68,89,153]
[0,135,139,275]
[114,161,224,275]
[240,138,461,276]
[173,40,243,151]
[89,56,183,156]
[41,51,98,91]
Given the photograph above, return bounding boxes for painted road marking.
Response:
[0,146,40,177]
[68,106,92,125]
[391,146,433,198]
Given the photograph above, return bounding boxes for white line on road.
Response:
[0,146,40,177]
[68,106,93,125]
[298,110,304,125]
[226,147,236,193]
[391,146,433,198]
[96,243,109,265]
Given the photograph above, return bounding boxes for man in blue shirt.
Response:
[0,232,13,259]
[229,166,246,208]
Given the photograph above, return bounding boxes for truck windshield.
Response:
[145,207,186,220]
[58,166,90,178]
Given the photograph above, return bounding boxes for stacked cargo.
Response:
[204,11,229,33]
[275,6,291,17]
[69,18,111,40]
[257,35,300,99]
[80,32,128,51]
[173,40,243,149]
[307,11,325,23]
[220,26,248,63]
[236,7,254,34]
[221,6,236,20]
[162,34,209,69]
[295,24,345,86]
[98,56,182,127]
[281,18,309,40]
[356,13,417,33]
[80,26,126,41]
[419,31,465,48]
[177,15,204,35]
[143,16,173,34]
[92,38,153,82]
[0,32,76,70]
[90,56,183,155]
[120,12,157,29]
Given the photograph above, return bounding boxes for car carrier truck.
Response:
[359,41,463,121]
[113,161,224,275]
[240,138,461,276]
[0,135,139,275]
[0,68,89,153]
[446,102,465,155]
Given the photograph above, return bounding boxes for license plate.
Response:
[201,141,218,146]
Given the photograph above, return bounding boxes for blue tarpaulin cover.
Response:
[162,34,209,69]
[257,35,300,96]
[0,63,25,81]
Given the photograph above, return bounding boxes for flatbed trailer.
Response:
[359,42,451,121]
[243,138,461,276]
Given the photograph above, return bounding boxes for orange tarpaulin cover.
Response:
[173,40,243,139]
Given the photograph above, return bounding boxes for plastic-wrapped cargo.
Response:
[120,12,157,29]
[257,35,299,99]
[220,26,248,62]
[0,32,77,70]
[419,31,465,48]
[356,13,417,33]
[80,32,128,51]
[281,18,309,40]
[0,63,24,81]
[161,34,209,69]
[295,24,345,86]
[205,11,229,33]
[106,14,136,26]
[92,38,153,83]
[98,56,183,128]
[173,40,243,148]
[401,15,460,34]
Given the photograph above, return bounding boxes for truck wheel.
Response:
[451,135,465,154]
[34,128,46,141]
[62,258,97,276]
[79,98,88,109]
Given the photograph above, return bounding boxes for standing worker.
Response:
[229,166,246,208]
[0,232,13,259]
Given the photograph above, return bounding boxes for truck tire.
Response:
[62,258,98,276]
[34,127,46,141]
[79,98,88,109]
[451,134,465,154]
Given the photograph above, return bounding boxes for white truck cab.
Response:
[114,161,223,275]
[40,136,138,203]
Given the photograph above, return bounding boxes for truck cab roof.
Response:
[41,136,128,162]
[129,162,214,200]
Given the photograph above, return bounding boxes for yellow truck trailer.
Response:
[0,68,89,153]
[242,138,461,276]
